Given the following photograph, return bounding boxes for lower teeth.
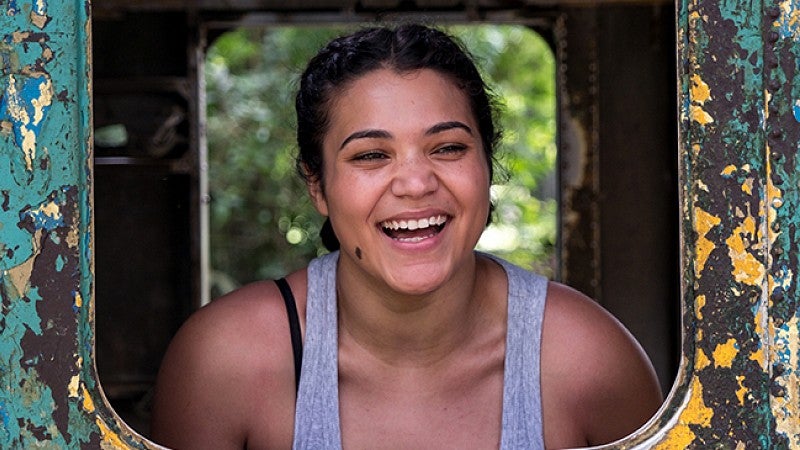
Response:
[397,233,436,243]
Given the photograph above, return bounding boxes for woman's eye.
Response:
[434,144,468,155]
[352,151,388,161]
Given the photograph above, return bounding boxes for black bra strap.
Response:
[275,278,303,391]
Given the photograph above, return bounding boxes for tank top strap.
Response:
[490,256,548,449]
[293,251,343,450]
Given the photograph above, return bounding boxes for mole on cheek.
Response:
[355,247,362,260]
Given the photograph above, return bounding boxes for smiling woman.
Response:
[204,24,558,295]
[150,24,662,449]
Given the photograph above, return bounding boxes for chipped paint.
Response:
[693,207,721,278]
[695,294,706,320]
[0,1,159,448]
[713,338,740,368]
[690,73,711,104]
[653,377,714,449]
[725,216,766,286]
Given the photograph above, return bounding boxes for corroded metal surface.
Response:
[1,0,799,449]
[617,0,800,448]
[0,1,154,448]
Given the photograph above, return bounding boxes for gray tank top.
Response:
[293,251,547,449]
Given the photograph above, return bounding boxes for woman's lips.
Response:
[380,214,449,242]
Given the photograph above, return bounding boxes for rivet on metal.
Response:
[771,383,787,398]
[767,30,780,43]
[766,6,781,19]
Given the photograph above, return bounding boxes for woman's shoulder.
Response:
[150,269,308,448]
[174,269,307,362]
[540,282,663,446]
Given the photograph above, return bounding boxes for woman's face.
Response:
[310,68,491,295]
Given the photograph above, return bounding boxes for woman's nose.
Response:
[390,157,439,198]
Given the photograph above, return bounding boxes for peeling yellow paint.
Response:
[82,385,95,413]
[694,207,721,277]
[748,346,766,368]
[654,375,715,447]
[695,294,706,320]
[735,375,747,405]
[95,418,133,450]
[721,165,737,176]
[696,347,711,370]
[690,74,712,104]
[683,376,714,426]
[690,104,714,125]
[741,177,753,195]
[726,217,765,286]
[654,423,696,450]
[749,310,768,368]
[713,338,739,368]
[75,291,83,308]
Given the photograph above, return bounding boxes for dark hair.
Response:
[296,24,501,251]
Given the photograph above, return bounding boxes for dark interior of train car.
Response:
[89,0,678,438]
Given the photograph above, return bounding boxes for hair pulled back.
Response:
[296,24,501,251]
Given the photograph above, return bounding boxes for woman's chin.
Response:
[384,269,450,297]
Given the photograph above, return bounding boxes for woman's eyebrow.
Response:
[339,129,392,150]
[425,121,473,136]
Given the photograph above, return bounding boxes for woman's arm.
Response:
[541,282,663,448]
[150,279,303,449]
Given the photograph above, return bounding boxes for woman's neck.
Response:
[335,253,496,367]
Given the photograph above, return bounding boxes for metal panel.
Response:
[0,1,157,448]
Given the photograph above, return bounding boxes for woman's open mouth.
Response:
[380,215,448,243]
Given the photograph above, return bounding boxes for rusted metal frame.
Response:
[0,1,155,448]
[616,0,798,447]
[763,0,800,445]
[675,0,773,446]
[556,7,602,300]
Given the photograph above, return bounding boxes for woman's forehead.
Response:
[325,68,475,134]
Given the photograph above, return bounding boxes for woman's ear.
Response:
[307,177,329,217]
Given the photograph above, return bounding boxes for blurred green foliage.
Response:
[206,24,556,296]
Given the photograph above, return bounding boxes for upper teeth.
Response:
[382,215,447,231]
